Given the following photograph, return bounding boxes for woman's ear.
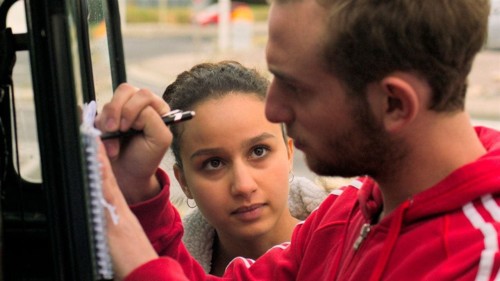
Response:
[286,137,294,170]
[378,75,420,132]
[173,164,193,199]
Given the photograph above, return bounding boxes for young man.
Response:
[98,0,500,280]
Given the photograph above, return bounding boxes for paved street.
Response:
[122,22,270,94]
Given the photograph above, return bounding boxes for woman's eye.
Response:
[204,159,223,170]
[251,146,270,159]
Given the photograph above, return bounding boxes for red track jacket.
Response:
[126,126,500,281]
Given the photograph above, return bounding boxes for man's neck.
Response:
[377,112,486,218]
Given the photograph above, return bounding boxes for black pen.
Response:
[100,110,195,140]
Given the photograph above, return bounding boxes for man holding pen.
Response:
[97,0,500,280]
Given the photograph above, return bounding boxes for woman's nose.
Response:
[230,161,258,198]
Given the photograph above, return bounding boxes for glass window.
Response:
[7,0,41,183]
[86,0,114,110]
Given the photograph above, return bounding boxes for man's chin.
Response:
[304,155,332,176]
[305,155,356,178]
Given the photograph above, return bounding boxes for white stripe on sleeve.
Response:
[463,198,499,281]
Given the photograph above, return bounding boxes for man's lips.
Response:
[288,133,305,150]
[292,138,305,151]
[293,141,304,150]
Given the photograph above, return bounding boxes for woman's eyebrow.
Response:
[190,133,276,160]
[241,133,276,149]
[190,147,224,160]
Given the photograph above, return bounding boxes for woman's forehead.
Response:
[180,104,280,150]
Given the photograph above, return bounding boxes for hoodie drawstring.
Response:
[369,200,411,281]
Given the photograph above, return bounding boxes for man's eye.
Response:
[278,79,299,93]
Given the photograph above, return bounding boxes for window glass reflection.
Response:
[87,0,114,111]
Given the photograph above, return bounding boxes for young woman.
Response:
[162,61,332,276]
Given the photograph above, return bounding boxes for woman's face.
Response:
[174,93,294,240]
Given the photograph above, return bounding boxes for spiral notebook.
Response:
[80,101,114,280]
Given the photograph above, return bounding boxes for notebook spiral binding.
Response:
[80,101,114,280]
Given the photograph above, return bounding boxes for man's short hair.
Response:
[319,0,490,111]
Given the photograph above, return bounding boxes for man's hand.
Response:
[97,140,159,280]
[95,83,172,204]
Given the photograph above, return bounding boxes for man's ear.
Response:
[173,164,193,199]
[378,75,420,132]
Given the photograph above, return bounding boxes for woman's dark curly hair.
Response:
[162,61,283,168]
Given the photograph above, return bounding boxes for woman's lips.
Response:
[231,203,265,221]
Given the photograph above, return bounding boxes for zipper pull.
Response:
[353,223,371,250]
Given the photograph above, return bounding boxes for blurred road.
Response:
[122,22,270,94]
